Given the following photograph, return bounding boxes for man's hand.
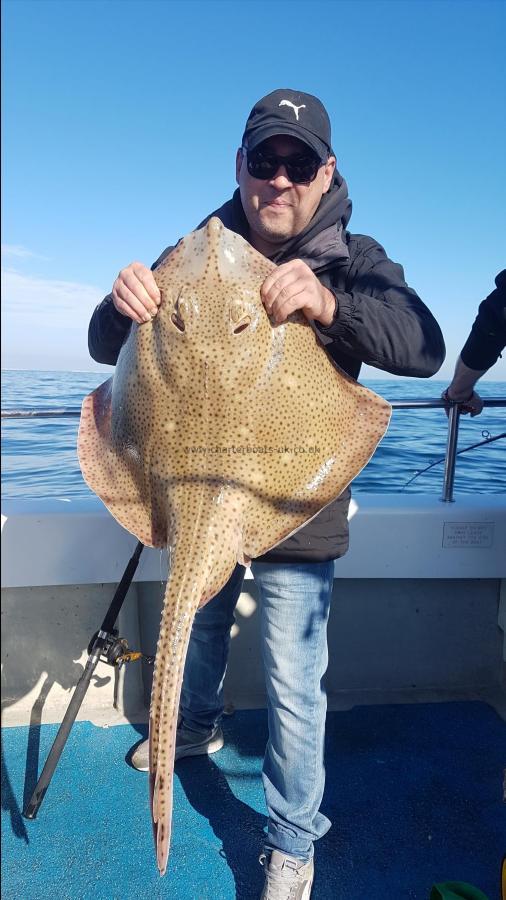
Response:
[260,259,336,326]
[442,388,484,418]
[112,262,161,324]
[442,357,487,417]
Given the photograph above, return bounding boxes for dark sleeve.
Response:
[88,294,132,365]
[87,245,175,366]
[316,237,446,378]
[460,270,506,371]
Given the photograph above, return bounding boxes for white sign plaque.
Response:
[443,522,494,549]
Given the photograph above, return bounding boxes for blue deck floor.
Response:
[2,702,505,899]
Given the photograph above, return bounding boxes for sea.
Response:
[1,370,505,500]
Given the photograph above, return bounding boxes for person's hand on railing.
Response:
[441,387,485,418]
[442,356,488,418]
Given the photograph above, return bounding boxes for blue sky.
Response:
[2,0,505,379]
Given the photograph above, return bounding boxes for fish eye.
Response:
[171,312,185,332]
[233,317,251,335]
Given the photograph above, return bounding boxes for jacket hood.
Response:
[198,169,352,274]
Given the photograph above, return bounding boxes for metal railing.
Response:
[2,398,505,502]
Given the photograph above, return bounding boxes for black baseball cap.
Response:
[242,88,333,161]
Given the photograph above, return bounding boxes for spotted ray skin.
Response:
[78,218,391,875]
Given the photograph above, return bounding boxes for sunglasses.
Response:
[242,146,324,184]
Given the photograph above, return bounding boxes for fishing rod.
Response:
[402,430,506,490]
[22,539,145,820]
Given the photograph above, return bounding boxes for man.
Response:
[443,270,506,416]
[88,89,445,899]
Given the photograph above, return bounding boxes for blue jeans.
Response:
[180,559,335,861]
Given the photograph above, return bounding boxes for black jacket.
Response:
[460,269,506,371]
[88,172,445,562]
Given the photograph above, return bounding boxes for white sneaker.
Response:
[130,724,224,771]
[259,850,314,900]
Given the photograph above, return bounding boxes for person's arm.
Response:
[88,293,134,365]
[459,272,506,371]
[442,270,506,416]
[315,238,446,378]
[443,357,486,416]
[88,246,174,365]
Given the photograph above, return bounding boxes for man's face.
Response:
[236,135,336,257]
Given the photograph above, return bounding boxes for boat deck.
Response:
[2,702,505,899]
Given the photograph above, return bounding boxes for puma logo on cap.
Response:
[279,100,306,121]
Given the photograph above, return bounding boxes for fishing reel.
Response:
[87,629,154,667]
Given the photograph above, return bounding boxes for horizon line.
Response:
[2,366,505,384]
